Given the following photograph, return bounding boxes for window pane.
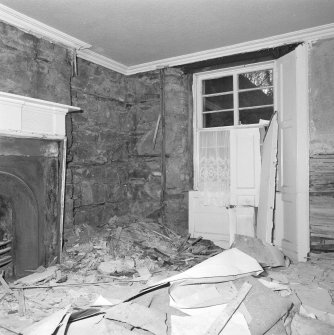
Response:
[203,76,233,94]
[204,94,233,111]
[239,107,274,125]
[239,69,273,89]
[239,88,273,108]
[203,111,234,128]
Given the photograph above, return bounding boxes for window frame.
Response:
[192,61,276,190]
[193,61,275,130]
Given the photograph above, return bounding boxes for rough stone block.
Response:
[164,195,188,234]
[80,181,107,206]
[64,198,74,228]
[0,20,192,236]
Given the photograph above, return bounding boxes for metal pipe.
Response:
[59,138,67,262]
[160,68,167,225]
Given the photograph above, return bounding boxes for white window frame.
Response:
[192,61,276,190]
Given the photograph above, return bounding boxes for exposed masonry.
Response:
[65,61,192,235]
[0,20,334,241]
[0,21,191,235]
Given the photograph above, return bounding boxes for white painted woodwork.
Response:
[274,44,309,261]
[273,192,284,248]
[189,191,231,249]
[0,3,334,74]
[230,128,261,207]
[0,91,80,259]
[125,23,334,74]
[0,92,80,139]
[189,191,256,247]
[257,112,279,243]
[189,127,260,246]
[229,206,255,244]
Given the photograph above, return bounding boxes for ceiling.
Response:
[0,0,334,71]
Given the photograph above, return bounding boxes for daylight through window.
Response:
[200,66,274,128]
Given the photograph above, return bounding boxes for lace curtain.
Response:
[198,129,230,206]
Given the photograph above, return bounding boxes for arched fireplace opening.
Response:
[0,170,40,278]
[0,92,80,279]
[0,196,13,276]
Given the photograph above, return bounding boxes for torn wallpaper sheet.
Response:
[23,305,71,335]
[169,283,235,309]
[146,248,263,289]
[105,302,167,335]
[257,278,291,293]
[91,295,122,307]
[56,313,72,335]
[171,304,251,335]
[66,314,106,335]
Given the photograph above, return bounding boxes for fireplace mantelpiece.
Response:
[0,92,80,277]
[0,92,79,138]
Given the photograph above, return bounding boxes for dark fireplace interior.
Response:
[0,197,13,276]
[0,136,62,278]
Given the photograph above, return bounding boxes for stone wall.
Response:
[66,59,131,232]
[5,18,334,247]
[127,69,192,234]
[163,69,192,234]
[0,22,71,104]
[0,20,192,240]
[0,22,72,266]
[68,67,192,234]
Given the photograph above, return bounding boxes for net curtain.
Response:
[198,129,230,206]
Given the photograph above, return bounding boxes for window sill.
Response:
[198,122,270,131]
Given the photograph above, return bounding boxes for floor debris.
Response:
[14,266,59,286]
[205,281,252,335]
[1,218,334,334]
[232,235,286,268]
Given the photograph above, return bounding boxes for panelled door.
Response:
[189,127,261,247]
[275,44,309,261]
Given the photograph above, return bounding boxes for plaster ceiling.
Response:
[1,0,334,67]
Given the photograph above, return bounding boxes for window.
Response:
[195,63,274,128]
[193,62,275,191]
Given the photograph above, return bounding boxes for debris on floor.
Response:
[1,219,334,334]
[232,234,286,268]
[62,215,223,281]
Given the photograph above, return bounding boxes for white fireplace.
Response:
[0,92,80,277]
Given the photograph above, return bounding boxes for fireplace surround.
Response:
[0,92,79,277]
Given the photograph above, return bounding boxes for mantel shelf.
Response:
[0,91,81,139]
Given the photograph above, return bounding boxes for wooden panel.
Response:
[189,191,230,248]
[310,155,334,192]
[310,155,334,244]
[257,113,278,243]
[0,92,78,138]
[230,128,261,206]
[22,106,54,135]
[234,207,255,238]
[275,44,309,262]
[0,100,21,131]
[310,195,334,238]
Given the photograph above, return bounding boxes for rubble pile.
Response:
[0,232,334,334]
[61,216,222,282]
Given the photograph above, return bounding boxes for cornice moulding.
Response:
[77,49,128,75]
[0,4,90,50]
[126,22,334,74]
[0,3,333,75]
